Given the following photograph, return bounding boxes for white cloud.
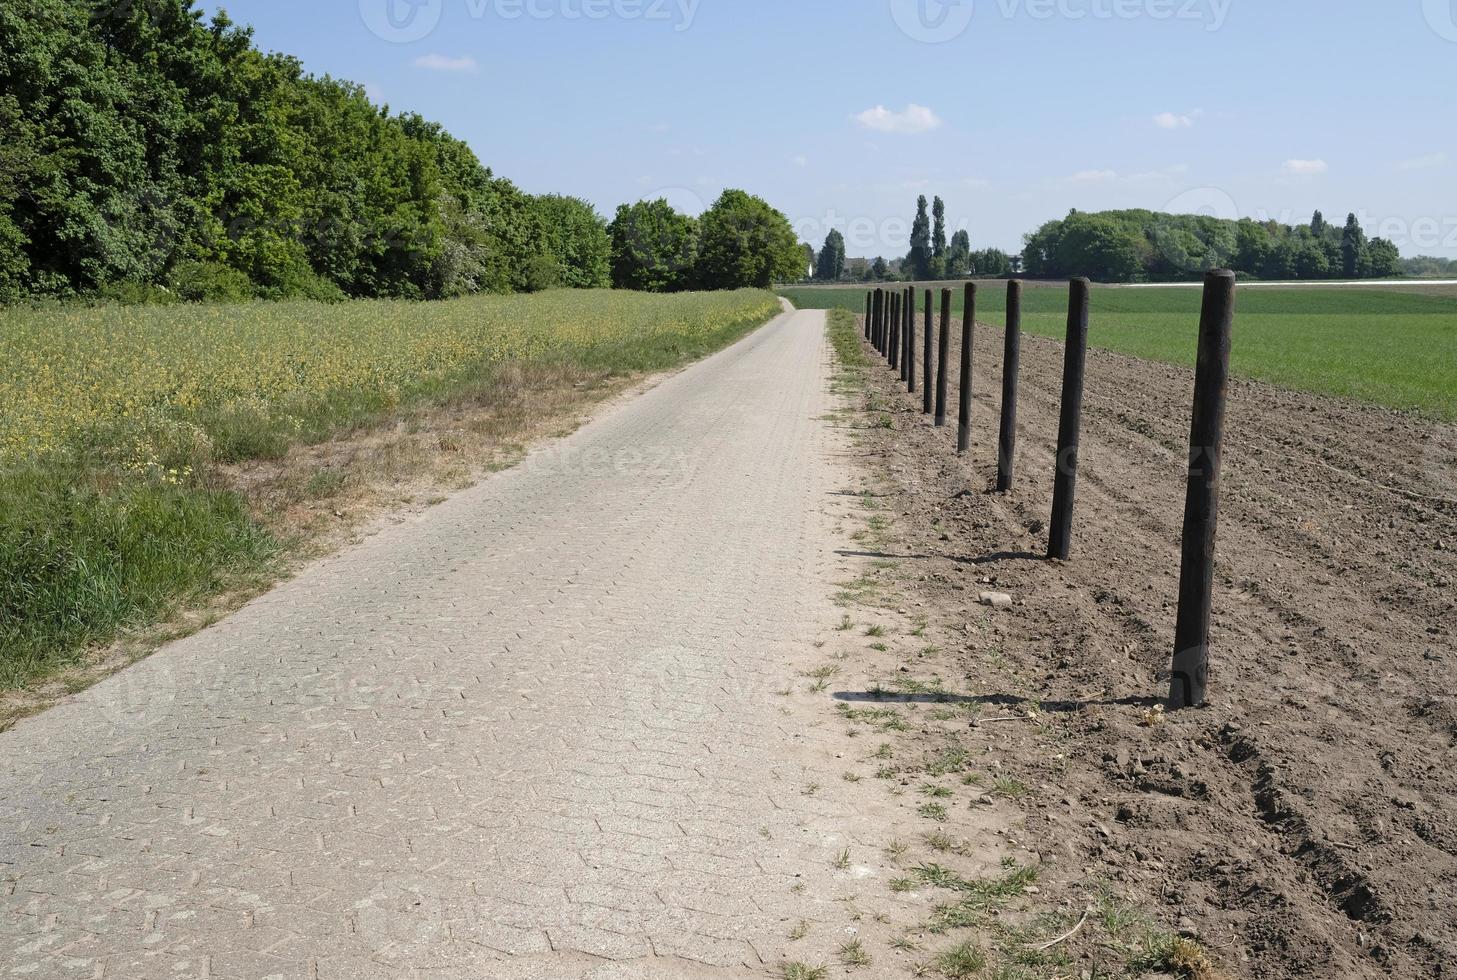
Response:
[1398,152,1450,171]
[1282,158,1329,176]
[413,54,478,73]
[962,176,991,188]
[1061,164,1187,185]
[791,155,809,168]
[1154,109,1203,129]
[854,104,943,134]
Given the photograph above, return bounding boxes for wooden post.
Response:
[874,291,885,359]
[904,288,914,385]
[1047,278,1090,561]
[957,282,975,453]
[997,279,1022,492]
[897,290,908,382]
[905,288,916,393]
[889,293,900,370]
[934,289,951,427]
[922,289,933,414]
[1170,270,1237,710]
[873,288,884,355]
[865,292,872,340]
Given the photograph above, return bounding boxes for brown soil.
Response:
[842,309,1456,978]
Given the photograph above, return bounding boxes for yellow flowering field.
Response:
[1,288,778,691]
[0,288,780,465]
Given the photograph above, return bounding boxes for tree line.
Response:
[803,197,1441,286]
[1022,208,1404,282]
[1402,255,1457,277]
[0,0,803,303]
[806,195,1014,283]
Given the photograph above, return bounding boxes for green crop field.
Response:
[781,283,1457,420]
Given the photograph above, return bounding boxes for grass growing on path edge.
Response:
[826,307,870,373]
[786,283,1457,420]
[0,289,781,702]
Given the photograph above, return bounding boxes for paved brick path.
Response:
[1,308,894,979]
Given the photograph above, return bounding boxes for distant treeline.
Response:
[806,196,1014,283]
[1023,209,1403,282]
[0,0,802,303]
[806,197,1445,286]
[1402,255,1457,277]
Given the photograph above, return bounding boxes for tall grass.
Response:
[0,289,780,689]
[0,466,275,688]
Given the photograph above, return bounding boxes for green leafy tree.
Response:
[944,230,971,277]
[970,248,1012,278]
[1310,210,1327,239]
[607,198,699,292]
[815,229,846,281]
[1341,212,1367,279]
[802,242,815,278]
[1021,219,1063,278]
[0,1,787,302]
[1234,219,1275,275]
[931,197,947,275]
[871,256,889,280]
[531,195,611,289]
[908,195,933,280]
[1365,237,1402,278]
[1051,213,1145,281]
[693,189,803,289]
[1296,240,1332,279]
[1262,239,1299,280]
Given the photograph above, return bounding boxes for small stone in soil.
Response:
[979,591,1014,609]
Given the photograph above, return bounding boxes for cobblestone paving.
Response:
[1,309,905,979]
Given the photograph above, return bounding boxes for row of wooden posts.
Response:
[860,272,1236,710]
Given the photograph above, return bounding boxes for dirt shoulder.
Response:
[827,305,1455,978]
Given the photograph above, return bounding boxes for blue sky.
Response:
[203,1,1457,258]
